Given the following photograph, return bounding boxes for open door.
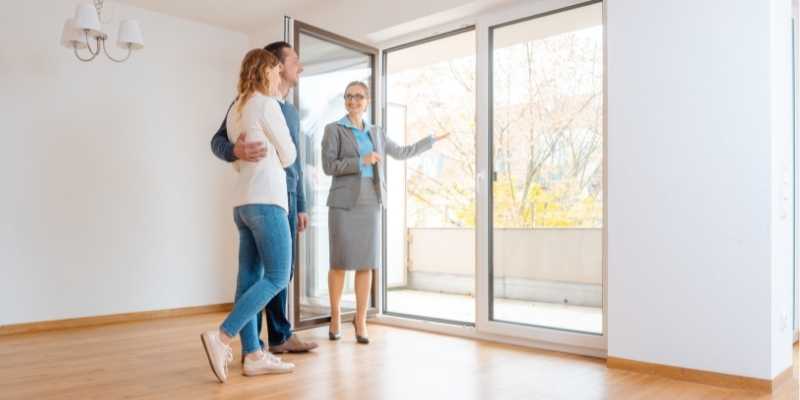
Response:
[289,19,380,329]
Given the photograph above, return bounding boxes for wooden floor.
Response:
[0,312,797,400]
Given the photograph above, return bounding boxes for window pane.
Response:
[384,30,477,324]
[491,3,604,333]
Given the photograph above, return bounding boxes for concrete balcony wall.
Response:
[403,228,603,307]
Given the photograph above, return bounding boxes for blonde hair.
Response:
[236,48,280,114]
[345,81,370,99]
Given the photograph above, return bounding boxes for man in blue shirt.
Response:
[210,41,318,354]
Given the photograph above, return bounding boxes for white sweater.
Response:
[226,93,296,211]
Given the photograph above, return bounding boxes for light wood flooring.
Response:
[0,312,797,400]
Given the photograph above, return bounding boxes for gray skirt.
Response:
[328,178,381,271]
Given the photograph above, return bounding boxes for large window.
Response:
[288,0,606,352]
[490,1,604,334]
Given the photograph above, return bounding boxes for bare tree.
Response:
[389,27,604,229]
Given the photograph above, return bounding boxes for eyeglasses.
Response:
[344,94,366,101]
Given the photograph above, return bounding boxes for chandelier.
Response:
[60,1,144,63]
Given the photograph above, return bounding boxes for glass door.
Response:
[291,20,380,329]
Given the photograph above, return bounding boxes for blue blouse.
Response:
[337,115,375,178]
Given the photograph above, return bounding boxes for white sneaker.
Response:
[201,330,233,383]
[242,352,295,376]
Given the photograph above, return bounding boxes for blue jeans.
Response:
[256,192,297,347]
[220,204,292,354]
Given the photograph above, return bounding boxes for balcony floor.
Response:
[386,289,603,334]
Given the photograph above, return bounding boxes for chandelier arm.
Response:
[101,40,132,63]
[82,30,101,56]
[73,42,98,62]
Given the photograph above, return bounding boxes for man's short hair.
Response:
[263,41,292,63]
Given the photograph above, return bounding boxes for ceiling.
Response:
[117,0,317,34]
[116,0,520,43]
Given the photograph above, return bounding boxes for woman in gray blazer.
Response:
[322,81,448,343]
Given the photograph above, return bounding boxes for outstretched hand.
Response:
[433,131,451,141]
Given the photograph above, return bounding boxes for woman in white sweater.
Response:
[201,48,297,383]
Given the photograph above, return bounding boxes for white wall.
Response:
[607,0,794,380]
[794,0,800,340]
[769,0,796,378]
[0,1,248,325]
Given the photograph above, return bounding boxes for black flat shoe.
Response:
[352,320,370,345]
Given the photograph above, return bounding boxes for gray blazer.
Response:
[322,121,434,209]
